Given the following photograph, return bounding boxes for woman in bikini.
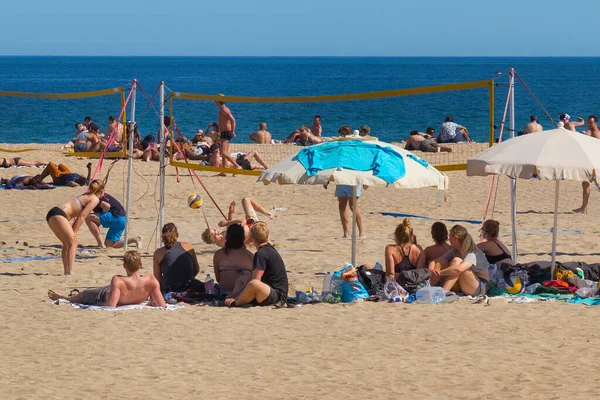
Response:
[201,197,273,247]
[46,179,105,275]
[417,222,452,283]
[476,219,512,265]
[0,157,47,168]
[213,223,254,297]
[384,218,422,280]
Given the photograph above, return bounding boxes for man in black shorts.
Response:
[225,222,288,307]
[215,95,242,173]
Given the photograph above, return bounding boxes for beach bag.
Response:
[396,268,431,294]
[332,265,369,303]
[356,265,385,295]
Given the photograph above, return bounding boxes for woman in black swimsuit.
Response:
[384,218,422,280]
[46,180,104,275]
[0,157,47,168]
[476,219,513,265]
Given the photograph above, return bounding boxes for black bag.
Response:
[356,266,385,295]
[396,268,431,294]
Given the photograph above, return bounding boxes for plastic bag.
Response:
[383,276,408,301]
[332,264,369,303]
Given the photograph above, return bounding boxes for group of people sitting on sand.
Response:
[65,115,125,153]
[49,194,287,309]
[369,218,511,296]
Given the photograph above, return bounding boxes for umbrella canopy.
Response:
[258,140,447,266]
[467,128,600,180]
[259,140,446,189]
[467,127,600,274]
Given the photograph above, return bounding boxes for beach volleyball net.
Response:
[168,79,495,174]
[0,87,127,158]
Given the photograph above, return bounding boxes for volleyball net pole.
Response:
[508,68,518,264]
[158,82,166,250]
[124,80,137,251]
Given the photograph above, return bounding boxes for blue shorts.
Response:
[335,184,361,198]
[99,213,127,243]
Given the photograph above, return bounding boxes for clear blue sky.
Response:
[1,0,598,56]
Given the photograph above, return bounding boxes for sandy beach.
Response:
[2,144,600,399]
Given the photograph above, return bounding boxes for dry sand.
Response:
[1,146,600,399]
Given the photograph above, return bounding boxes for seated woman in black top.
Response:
[384,218,423,280]
[476,219,512,265]
[153,223,200,293]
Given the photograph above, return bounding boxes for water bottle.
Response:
[415,286,446,304]
[496,277,506,290]
[164,292,177,305]
[322,272,332,295]
[575,286,597,298]
[296,291,312,303]
[523,283,541,294]
[204,273,215,295]
[488,265,498,283]
[374,261,384,271]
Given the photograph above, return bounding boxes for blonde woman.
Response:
[46,179,105,275]
[429,225,490,296]
[384,218,422,280]
[477,219,512,265]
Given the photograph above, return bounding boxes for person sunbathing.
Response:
[87,123,106,152]
[141,135,160,162]
[48,250,166,307]
[284,124,324,145]
[428,225,490,296]
[46,179,105,274]
[38,162,91,187]
[0,174,52,189]
[153,223,200,293]
[384,218,423,280]
[201,197,274,247]
[417,222,452,274]
[224,222,288,308]
[0,157,47,168]
[213,223,253,297]
[208,143,268,170]
[406,129,452,153]
[477,219,512,266]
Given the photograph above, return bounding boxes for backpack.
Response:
[356,265,385,295]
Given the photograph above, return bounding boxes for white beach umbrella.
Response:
[258,140,447,266]
[467,127,600,274]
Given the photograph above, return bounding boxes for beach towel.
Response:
[52,298,183,311]
[1,255,59,263]
[297,141,407,184]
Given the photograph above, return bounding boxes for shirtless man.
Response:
[523,115,543,134]
[0,174,52,189]
[573,115,600,214]
[560,114,585,132]
[310,115,322,138]
[208,143,268,170]
[249,122,272,144]
[107,115,124,149]
[406,130,452,153]
[201,197,273,247]
[47,250,166,308]
[215,96,241,172]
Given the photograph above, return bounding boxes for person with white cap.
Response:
[559,113,584,132]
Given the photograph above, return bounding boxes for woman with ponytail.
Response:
[153,223,200,293]
[46,179,105,275]
[384,218,422,280]
[428,224,490,296]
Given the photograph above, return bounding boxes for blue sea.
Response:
[1,57,599,144]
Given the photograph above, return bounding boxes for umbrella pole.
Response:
[510,178,518,264]
[551,180,560,278]
[351,186,357,267]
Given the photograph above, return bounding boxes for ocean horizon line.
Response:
[1,55,600,59]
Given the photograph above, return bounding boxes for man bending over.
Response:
[225,222,288,307]
[48,250,166,308]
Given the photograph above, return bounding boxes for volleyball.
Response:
[505,273,524,295]
[187,194,203,209]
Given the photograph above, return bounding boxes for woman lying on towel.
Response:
[201,197,273,247]
[428,225,490,296]
[477,219,512,266]
[0,157,47,168]
[213,223,253,297]
[153,223,200,293]
[45,179,105,275]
